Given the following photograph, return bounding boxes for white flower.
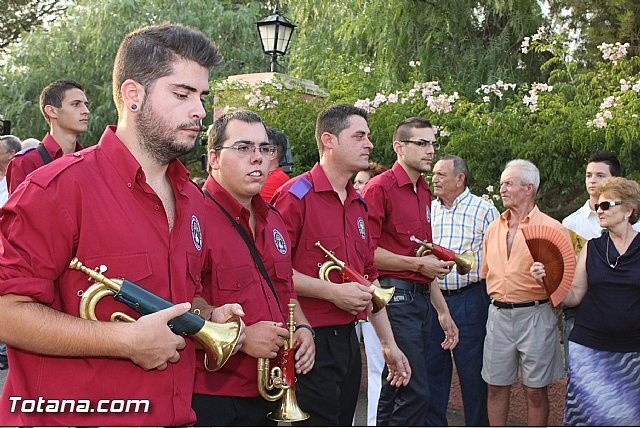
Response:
[486,185,494,192]
[483,96,491,103]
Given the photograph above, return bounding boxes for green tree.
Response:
[0,0,67,51]
[547,0,640,60]
[283,0,548,98]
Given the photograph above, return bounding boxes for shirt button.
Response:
[154,205,160,211]
[73,153,80,157]
[127,183,133,188]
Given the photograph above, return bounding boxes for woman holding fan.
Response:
[531,176,640,426]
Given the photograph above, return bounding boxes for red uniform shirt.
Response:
[271,163,377,328]
[362,161,434,283]
[260,166,290,201]
[0,126,205,426]
[6,132,84,194]
[194,176,294,397]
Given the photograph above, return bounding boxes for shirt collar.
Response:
[203,175,269,221]
[500,204,542,226]
[309,162,360,204]
[41,132,83,158]
[98,125,190,194]
[434,187,471,209]
[391,161,429,190]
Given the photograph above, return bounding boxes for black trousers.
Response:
[293,323,361,426]
[191,394,277,426]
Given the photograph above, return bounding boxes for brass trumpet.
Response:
[315,241,394,313]
[257,303,309,422]
[70,257,243,372]
[410,235,475,275]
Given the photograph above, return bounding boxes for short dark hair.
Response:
[0,135,22,154]
[438,154,470,187]
[112,23,222,114]
[205,110,266,174]
[267,127,288,160]
[393,117,432,142]
[587,150,622,176]
[315,104,368,155]
[39,80,84,124]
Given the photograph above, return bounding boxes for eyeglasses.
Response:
[594,200,623,211]
[400,139,440,151]
[216,142,277,159]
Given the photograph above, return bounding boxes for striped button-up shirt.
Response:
[431,187,499,290]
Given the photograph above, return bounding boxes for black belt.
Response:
[379,277,429,294]
[440,280,482,296]
[492,299,549,309]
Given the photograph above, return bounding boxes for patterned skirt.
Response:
[565,341,640,426]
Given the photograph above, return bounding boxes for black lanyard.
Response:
[203,189,281,308]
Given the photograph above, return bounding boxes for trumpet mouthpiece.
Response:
[409,235,424,245]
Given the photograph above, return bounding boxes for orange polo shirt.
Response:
[481,205,569,303]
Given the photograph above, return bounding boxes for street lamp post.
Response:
[256,4,296,73]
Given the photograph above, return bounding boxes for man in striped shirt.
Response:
[426,155,498,426]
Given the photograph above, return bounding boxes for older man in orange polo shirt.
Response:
[480,159,565,426]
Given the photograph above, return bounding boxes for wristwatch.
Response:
[296,323,315,339]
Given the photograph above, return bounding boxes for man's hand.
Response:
[210,303,246,355]
[293,328,315,374]
[415,254,455,280]
[382,344,412,387]
[242,321,289,359]
[438,312,459,350]
[530,261,546,287]
[330,282,373,315]
[126,302,191,371]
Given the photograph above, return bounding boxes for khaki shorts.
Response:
[482,301,564,387]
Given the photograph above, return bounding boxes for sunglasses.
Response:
[594,200,623,211]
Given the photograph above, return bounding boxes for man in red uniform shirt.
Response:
[259,127,291,201]
[192,110,315,426]
[361,117,459,425]
[6,79,89,193]
[0,24,242,426]
[271,104,411,426]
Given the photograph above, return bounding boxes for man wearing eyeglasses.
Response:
[361,117,458,425]
[481,159,567,426]
[560,150,640,371]
[192,110,314,426]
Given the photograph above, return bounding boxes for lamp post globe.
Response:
[256,4,296,73]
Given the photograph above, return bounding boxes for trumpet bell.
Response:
[201,316,245,372]
[372,285,394,313]
[268,387,310,422]
[455,250,475,275]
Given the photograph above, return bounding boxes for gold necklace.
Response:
[606,233,626,269]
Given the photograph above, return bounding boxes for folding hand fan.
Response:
[522,225,576,307]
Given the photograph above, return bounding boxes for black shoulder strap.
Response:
[36,144,53,165]
[203,189,281,308]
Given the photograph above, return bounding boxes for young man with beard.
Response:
[272,104,411,426]
[6,79,90,193]
[0,24,242,426]
[361,117,458,425]
[192,111,315,426]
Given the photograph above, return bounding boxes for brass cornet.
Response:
[410,235,475,275]
[70,257,244,372]
[315,241,394,313]
[257,303,309,422]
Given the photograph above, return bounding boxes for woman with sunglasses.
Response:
[532,176,640,426]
